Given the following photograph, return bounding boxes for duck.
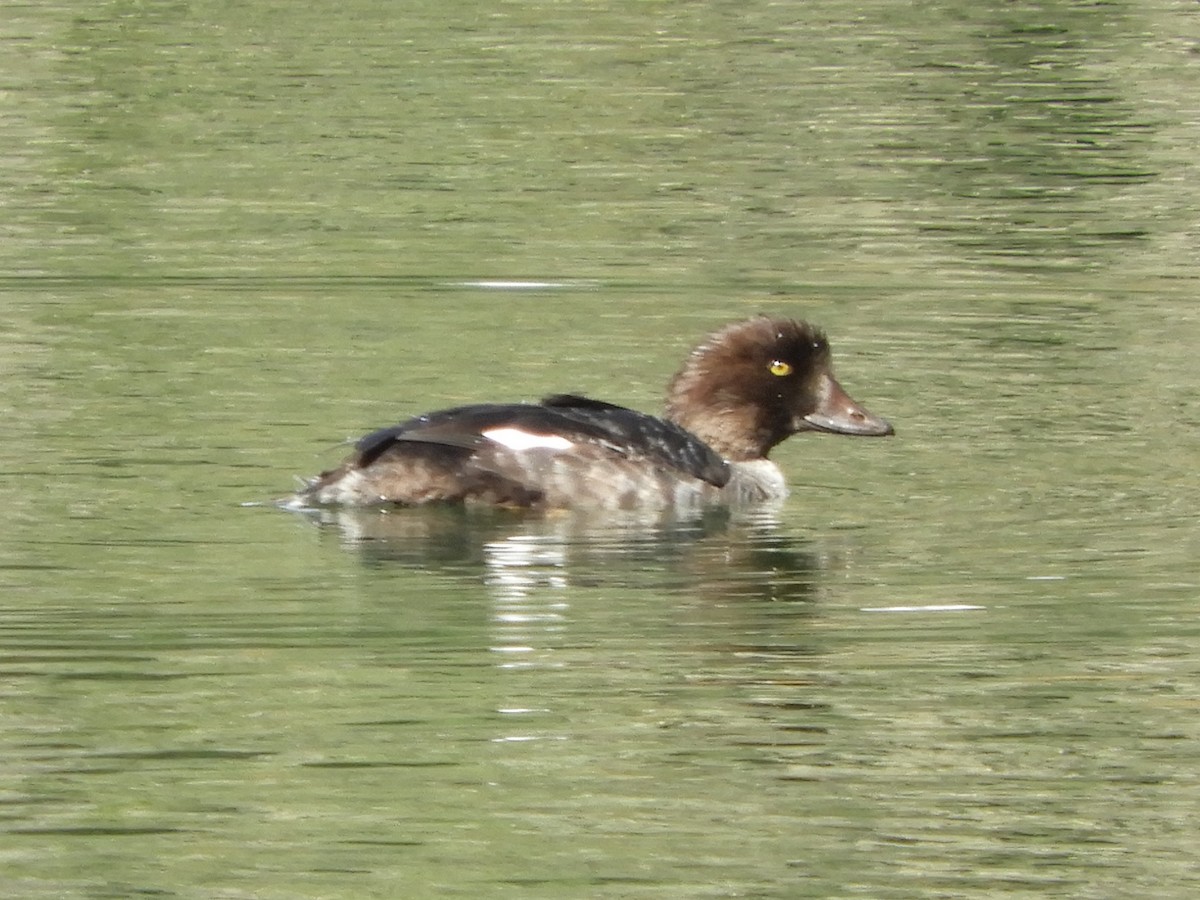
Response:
[290,316,893,510]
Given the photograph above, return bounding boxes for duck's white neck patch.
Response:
[482,427,574,451]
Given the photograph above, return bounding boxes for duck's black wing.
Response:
[538,394,730,487]
[354,405,520,463]
[354,397,730,488]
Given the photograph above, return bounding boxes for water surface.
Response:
[2,1,1198,898]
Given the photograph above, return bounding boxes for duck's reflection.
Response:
[291,505,835,750]
[294,503,824,607]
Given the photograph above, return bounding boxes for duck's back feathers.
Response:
[300,396,731,509]
[535,394,730,487]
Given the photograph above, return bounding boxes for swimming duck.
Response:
[292,316,892,509]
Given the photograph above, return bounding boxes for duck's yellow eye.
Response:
[768,360,793,377]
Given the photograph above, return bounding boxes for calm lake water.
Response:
[3,1,1199,898]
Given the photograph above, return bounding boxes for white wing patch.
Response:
[482,427,574,451]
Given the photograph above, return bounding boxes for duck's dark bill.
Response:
[802,375,894,437]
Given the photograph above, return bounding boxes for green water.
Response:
[2,1,1198,898]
